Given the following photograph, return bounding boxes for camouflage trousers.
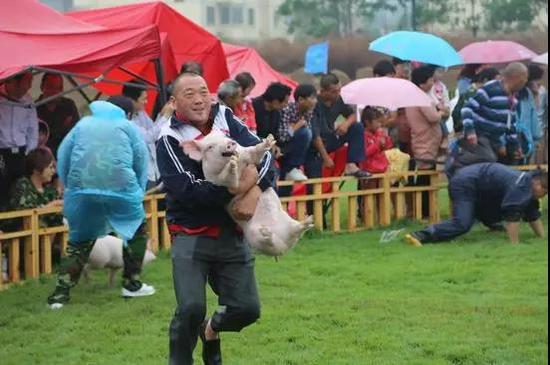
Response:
[47,223,148,305]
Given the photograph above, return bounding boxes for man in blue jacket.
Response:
[157,73,276,365]
[406,163,547,246]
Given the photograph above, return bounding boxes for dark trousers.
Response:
[47,222,149,304]
[169,228,260,365]
[408,160,434,219]
[304,122,366,180]
[416,184,476,243]
[0,148,25,209]
[280,127,313,177]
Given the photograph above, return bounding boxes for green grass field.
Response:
[0,215,548,365]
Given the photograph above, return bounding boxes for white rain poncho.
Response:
[57,101,148,242]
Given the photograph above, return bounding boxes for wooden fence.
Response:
[0,165,545,290]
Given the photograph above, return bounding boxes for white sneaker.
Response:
[49,303,64,310]
[285,168,308,182]
[121,283,156,298]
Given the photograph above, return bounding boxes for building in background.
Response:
[48,0,289,42]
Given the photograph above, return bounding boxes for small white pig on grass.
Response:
[83,235,156,287]
[182,132,314,257]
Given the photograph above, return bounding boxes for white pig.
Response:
[82,235,156,287]
[182,132,314,257]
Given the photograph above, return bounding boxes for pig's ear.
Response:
[181,140,203,161]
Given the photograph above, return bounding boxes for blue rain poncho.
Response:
[57,101,148,243]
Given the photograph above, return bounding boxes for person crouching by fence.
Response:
[47,96,155,309]
[406,164,548,246]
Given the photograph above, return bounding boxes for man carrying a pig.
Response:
[157,73,276,365]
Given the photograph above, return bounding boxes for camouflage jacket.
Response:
[9,177,63,228]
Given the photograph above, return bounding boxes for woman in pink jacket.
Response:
[406,66,446,218]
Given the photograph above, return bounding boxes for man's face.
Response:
[395,63,411,79]
[532,179,548,199]
[320,82,341,104]
[227,89,244,110]
[171,75,212,127]
[298,95,317,112]
[269,95,290,112]
[41,75,63,98]
[6,72,33,99]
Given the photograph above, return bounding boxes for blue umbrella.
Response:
[369,31,463,68]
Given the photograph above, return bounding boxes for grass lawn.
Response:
[0,214,548,365]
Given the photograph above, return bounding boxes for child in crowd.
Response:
[360,107,393,187]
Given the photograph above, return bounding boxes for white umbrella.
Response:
[533,52,548,65]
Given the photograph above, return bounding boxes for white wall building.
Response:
[65,0,288,42]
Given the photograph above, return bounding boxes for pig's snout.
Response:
[222,141,238,157]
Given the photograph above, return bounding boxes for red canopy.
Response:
[69,2,229,92]
[0,0,161,81]
[223,43,297,98]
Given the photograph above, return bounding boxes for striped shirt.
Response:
[461,80,518,148]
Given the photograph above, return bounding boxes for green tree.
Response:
[483,0,547,31]
[278,0,397,38]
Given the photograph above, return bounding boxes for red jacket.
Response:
[361,129,393,173]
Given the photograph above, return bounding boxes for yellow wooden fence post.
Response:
[429,171,440,224]
[380,171,392,226]
[23,211,39,279]
[9,238,20,283]
[331,182,341,232]
[313,183,324,230]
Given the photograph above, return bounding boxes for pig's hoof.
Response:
[302,216,315,230]
[260,227,273,239]
[264,134,277,150]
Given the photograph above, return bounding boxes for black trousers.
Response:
[169,227,260,365]
[0,148,25,209]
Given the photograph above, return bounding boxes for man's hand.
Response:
[231,186,261,221]
[466,133,478,146]
[335,121,351,137]
[229,165,258,196]
[323,157,335,169]
[292,118,307,131]
[505,221,520,244]
[498,146,507,158]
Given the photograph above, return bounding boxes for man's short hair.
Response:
[235,72,256,91]
[40,72,62,88]
[263,82,292,103]
[475,68,500,84]
[180,61,204,76]
[107,95,135,117]
[392,57,408,66]
[319,73,340,90]
[171,72,205,96]
[217,80,241,102]
[411,65,436,87]
[373,60,396,77]
[294,84,316,101]
[502,62,528,79]
[533,169,549,190]
[122,79,146,102]
[528,64,545,82]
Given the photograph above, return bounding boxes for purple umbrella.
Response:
[341,77,433,110]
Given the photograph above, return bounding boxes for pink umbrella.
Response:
[533,52,548,65]
[341,77,433,110]
[459,40,537,64]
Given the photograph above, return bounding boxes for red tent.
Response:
[68,2,229,93]
[223,43,298,98]
[0,0,161,81]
